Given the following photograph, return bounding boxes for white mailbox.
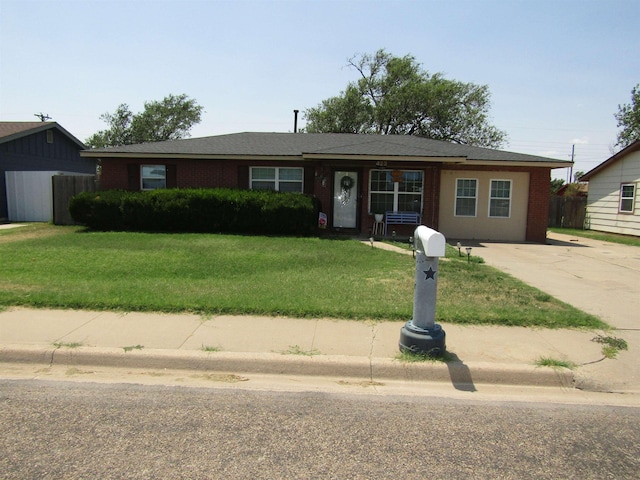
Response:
[414,225,445,258]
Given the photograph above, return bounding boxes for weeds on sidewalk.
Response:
[122,344,144,352]
[53,342,83,349]
[202,345,222,352]
[281,345,321,356]
[592,335,628,359]
[395,350,454,363]
[535,357,577,370]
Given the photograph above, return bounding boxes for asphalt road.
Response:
[1,379,639,479]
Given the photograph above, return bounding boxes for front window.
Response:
[141,165,166,190]
[250,167,304,192]
[620,183,636,213]
[455,178,477,217]
[489,179,512,218]
[369,170,423,213]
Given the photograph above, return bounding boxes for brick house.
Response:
[81,132,570,242]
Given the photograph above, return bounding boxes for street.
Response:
[1,379,638,479]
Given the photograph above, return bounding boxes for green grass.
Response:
[395,350,454,363]
[0,225,607,328]
[201,345,222,353]
[122,344,144,352]
[592,335,629,359]
[281,345,321,356]
[549,228,640,247]
[53,341,83,349]
[535,357,577,370]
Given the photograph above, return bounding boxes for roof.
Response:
[81,132,570,167]
[0,122,86,149]
[579,140,640,181]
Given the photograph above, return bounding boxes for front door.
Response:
[332,171,358,229]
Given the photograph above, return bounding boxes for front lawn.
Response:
[0,224,606,328]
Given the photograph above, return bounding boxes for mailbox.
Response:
[399,225,447,356]
[414,225,445,257]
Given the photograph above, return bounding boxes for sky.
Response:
[1,0,638,181]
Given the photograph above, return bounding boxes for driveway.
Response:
[467,231,640,392]
[469,231,639,330]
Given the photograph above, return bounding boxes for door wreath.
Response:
[339,175,354,205]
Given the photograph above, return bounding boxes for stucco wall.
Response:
[586,150,640,236]
[438,169,530,241]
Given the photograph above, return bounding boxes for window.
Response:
[250,167,303,192]
[620,183,636,213]
[369,170,423,213]
[46,130,54,144]
[141,165,166,190]
[489,179,512,218]
[455,179,477,217]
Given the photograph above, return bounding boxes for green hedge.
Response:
[69,188,321,236]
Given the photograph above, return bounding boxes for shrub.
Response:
[69,190,129,231]
[70,188,321,236]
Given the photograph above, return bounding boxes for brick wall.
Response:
[525,167,551,243]
[99,158,552,242]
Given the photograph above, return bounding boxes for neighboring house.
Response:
[81,132,571,242]
[579,140,640,237]
[556,182,588,197]
[0,122,96,222]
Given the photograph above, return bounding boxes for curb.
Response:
[0,345,574,388]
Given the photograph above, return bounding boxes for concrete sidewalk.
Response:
[0,306,632,393]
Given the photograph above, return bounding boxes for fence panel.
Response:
[52,175,96,225]
[548,196,586,229]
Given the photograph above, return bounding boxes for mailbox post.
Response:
[399,225,447,356]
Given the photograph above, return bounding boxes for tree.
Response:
[550,178,565,194]
[86,94,203,148]
[304,49,507,148]
[614,84,640,149]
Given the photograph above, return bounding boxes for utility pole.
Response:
[34,113,51,122]
[569,144,575,183]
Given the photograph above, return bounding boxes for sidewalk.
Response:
[0,228,638,396]
[0,306,631,393]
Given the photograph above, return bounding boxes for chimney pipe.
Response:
[293,109,299,133]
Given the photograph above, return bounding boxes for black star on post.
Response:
[423,266,437,280]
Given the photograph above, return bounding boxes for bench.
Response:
[384,211,422,236]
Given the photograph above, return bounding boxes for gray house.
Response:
[0,122,96,222]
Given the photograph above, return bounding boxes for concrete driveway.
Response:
[469,231,639,331]
[468,231,639,392]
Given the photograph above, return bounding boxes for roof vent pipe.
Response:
[293,109,299,133]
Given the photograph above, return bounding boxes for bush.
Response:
[69,188,321,236]
[69,190,129,231]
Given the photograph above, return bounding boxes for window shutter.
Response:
[238,165,249,189]
[304,167,314,194]
[127,164,139,191]
[166,164,177,188]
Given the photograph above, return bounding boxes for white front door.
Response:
[333,171,358,228]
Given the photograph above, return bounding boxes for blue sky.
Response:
[1,0,638,180]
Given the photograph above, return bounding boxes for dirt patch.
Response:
[0,224,76,244]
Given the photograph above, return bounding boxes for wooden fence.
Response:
[548,196,587,229]
[52,175,97,225]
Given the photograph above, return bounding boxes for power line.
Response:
[34,113,51,122]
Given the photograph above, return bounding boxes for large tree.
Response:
[304,49,507,148]
[614,84,640,149]
[86,94,203,148]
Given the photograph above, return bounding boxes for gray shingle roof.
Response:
[83,132,569,165]
[0,121,86,149]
